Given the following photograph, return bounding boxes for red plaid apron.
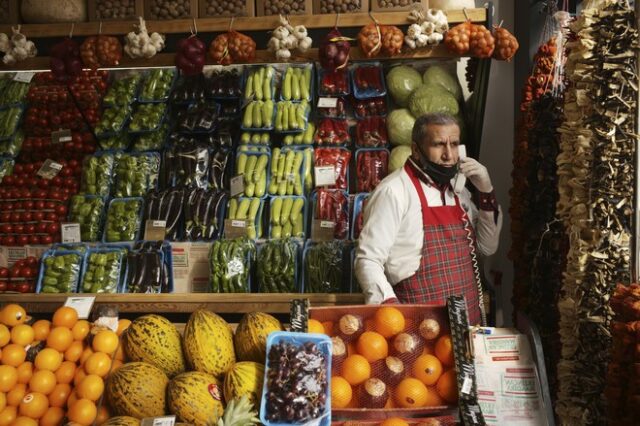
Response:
[394,163,481,325]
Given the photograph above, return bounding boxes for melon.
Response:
[21,0,86,23]
[183,310,236,379]
[223,361,265,407]
[101,417,140,426]
[167,371,225,425]
[234,312,283,363]
[106,362,168,419]
[123,314,186,378]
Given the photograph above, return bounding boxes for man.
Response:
[355,113,502,325]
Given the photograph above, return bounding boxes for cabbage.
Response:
[408,85,459,118]
[423,65,463,102]
[387,109,415,146]
[386,65,423,107]
[389,146,412,172]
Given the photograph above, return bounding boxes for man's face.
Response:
[412,123,461,166]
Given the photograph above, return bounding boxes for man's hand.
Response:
[459,157,493,193]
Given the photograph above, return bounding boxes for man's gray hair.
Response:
[411,113,459,144]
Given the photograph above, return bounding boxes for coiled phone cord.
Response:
[462,213,487,327]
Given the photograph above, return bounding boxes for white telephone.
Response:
[453,144,467,194]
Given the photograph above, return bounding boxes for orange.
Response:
[12,416,37,426]
[113,344,125,361]
[51,307,78,329]
[395,378,428,408]
[28,370,56,395]
[46,327,73,352]
[91,330,119,354]
[1,305,27,327]
[0,405,16,426]
[436,369,458,403]
[19,392,48,419]
[66,391,78,409]
[55,361,76,385]
[380,418,410,426]
[434,335,454,367]
[65,340,84,363]
[412,354,443,386]
[76,375,104,402]
[356,331,388,362]
[1,344,26,367]
[374,307,406,338]
[0,366,17,393]
[35,348,63,372]
[0,325,9,348]
[31,320,51,342]
[116,319,131,337]
[307,319,325,334]
[84,352,112,377]
[73,369,87,388]
[48,383,71,408]
[341,354,371,386]
[16,362,33,385]
[68,398,97,426]
[7,383,26,407]
[79,347,94,365]
[424,385,445,407]
[71,321,90,341]
[10,325,34,346]
[95,404,110,425]
[0,392,4,412]
[40,406,64,426]
[330,376,352,408]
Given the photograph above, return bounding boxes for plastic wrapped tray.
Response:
[351,62,387,100]
[36,249,86,294]
[80,247,126,293]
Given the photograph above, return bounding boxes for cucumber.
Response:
[242,102,254,128]
[241,132,251,144]
[292,69,301,101]
[260,133,270,145]
[281,197,294,226]
[284,135,294,146]
[283,68,292,101]
[244,155,258,183]
[271,225,282,239]
[281,101,289,130]
[271,197,283,224]
[254,154,269,183]
[263,100,274,127]
[248,198,261,222]
[301,67,311,101]
[244,73,254,99]
[275,104,284,132]
[264,66,273,100]
[293,213,304,237]
[236,153,248,175]
[290,198,304,224]
[288,103,298,130]
[271,148,281,176]
[253,101,263,128]
[303,122,315,145]
[254,67,264,100]
[236,198,251,219]
[282,221,293,238]
[228,198,238,219]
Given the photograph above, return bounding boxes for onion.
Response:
[50,57,66,76]
[320,27,351,71]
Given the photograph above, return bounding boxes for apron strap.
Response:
[404,163,429,224]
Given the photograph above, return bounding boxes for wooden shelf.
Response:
[0,9,486,38]
[0,293,365,315]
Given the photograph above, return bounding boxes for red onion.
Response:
[319,27,351,72]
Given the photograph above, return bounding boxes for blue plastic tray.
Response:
[350,192,369,241]
[80,247,126,294]
[240,100,277,132]
[351,62,387,100]
[267,195,308,240]
[36,249,85,294]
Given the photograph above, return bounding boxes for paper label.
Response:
[61,223,81,243]
[13,72,35,83]
[318,97,338,108]
[51,129,72,144]
[230,175,245,198]
[461,375,473,395]
[36,159,63,180]
[143,220,166,241]
[141,416,176,426]
[314,166,336,187]
[311,219,335,241]
[64,296,96,319]
[224,219,247,239]
[226,258,244,279]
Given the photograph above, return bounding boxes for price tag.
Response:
[226,258,245,279]
[64,296,95,320]
[13,72,35,83]
[461,375,473,395]
[314,166,336,187]
[61,223,81,243]
[143,220,166,241]
[224,219,247,239]
[230,175,245,198]
[141,416,176,426]
[311,219,335,241]
[51,129,72,144]
[317,97,338,108]
[36,159,63,180]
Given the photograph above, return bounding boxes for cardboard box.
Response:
[370,0,428,12]
[0,245,49,268]
[144,0,198,20]
[199,0,254,17]
[312,0,369,14]
[87,0,144,21]
[171,242,212,293]
[255,0,313,16]
[0,0,20,24]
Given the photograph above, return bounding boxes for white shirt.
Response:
[355,164,502,304]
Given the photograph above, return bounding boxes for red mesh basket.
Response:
[310,304,458,421]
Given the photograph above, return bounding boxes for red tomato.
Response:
[36,222,48,234]
[45,212,58,222]
[47,222,60,235]
[40,235,53,245]
[0,268,8,278]
[16,235,29,246]
[28,235,40,245]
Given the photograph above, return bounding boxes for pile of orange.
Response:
[324,307,458,410]
[0,303,130,426]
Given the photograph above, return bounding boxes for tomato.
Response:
[34,189,47,199]
[0,282,7,292]
[13,224,24,234]
[1,224,13,234]
[0,268,8,278]
[33,211,45,221]
[36,222,48,234]
[13,164,23,175]
[2,175,14,186]
[40,235,53,245]
[47,223,60,236]
[0,212,10,223]
[28,235,40,245]
[16,236,29,246]
[46,213,58,222]
[10,213,20,223]
[51,177,63,187]
[16,282,31,293]
[55,205,67,217]
[3,236,15,246]
[45,201,57,210]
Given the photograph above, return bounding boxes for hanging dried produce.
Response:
[50,37,82,81]
[444,21,471,55]
[124,16,166,59]
[266,15,312,61]
[468,23,494,58]
[80,35,122,69]
[319,27,352,71]
[175,34,206,76]
[0,26,37,65]
[492,26,519,61]
[404,7,448,49]
[380,25,404,56]
[555,3,637,425]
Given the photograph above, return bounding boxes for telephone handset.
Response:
[453,145,467,194]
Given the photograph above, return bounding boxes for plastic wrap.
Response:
[235,151,270,198]
[81,248,125,293]
[0,157,14,180]
[0,129,24,157]
[317,97,347,119]
[81,152,115,197]
[242,100,276,131]
[209,237,256,293]
[353,96,388,119]
[128,103,167,133]
[226,197,265,240]
[98,131,131,151]
[95,106,131,138]
[356,149,389,192]
[206,68,244,99]
[317,68,350,97]
[144,188,186,241]
[103,74,141,107]
[268,148,305,197]
[257,239,299,293]
[279,65,313,102]
[112,152,161,197]
[208,149,231,191]
[356,117,389,147]
[37,250,84,293]
[0,80,31,108]
[304,240,349,293]
[68,195,106,242]
[124,241,172,293]
[314,189,349,240]
[170,74,207,104]
[103,197,144,243]
[138,68,176,102]
[314,148,351,191]
[184,189,227,241]
[132,122,169,152]
[0,107,23,140]
[269,196,307,239]
[352,63,387,99]
[163,143,210,189]
[314,119,350,146]
[176,101,220,133]
[275,100,310,133]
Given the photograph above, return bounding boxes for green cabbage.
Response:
[408,85,459,118]
[386,65,423,107]
[423,65,463,102]
[389,146,412,172]
[387,109,415,146]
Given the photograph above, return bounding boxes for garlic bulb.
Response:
[1,27,37,65]
[404,8,448,49]
[124,16,165,59]
[267,15,312,61]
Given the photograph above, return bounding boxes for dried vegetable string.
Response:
[555,1,637,424]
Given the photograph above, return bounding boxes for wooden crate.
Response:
[0,0,20,24]
[255,0,313,16]
[88,0,144,21]
[144,0,198,20]
[199,0,254,18]
[312,0,369,14]
[370,0,428,12]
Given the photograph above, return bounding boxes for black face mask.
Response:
[414,144,458,185]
